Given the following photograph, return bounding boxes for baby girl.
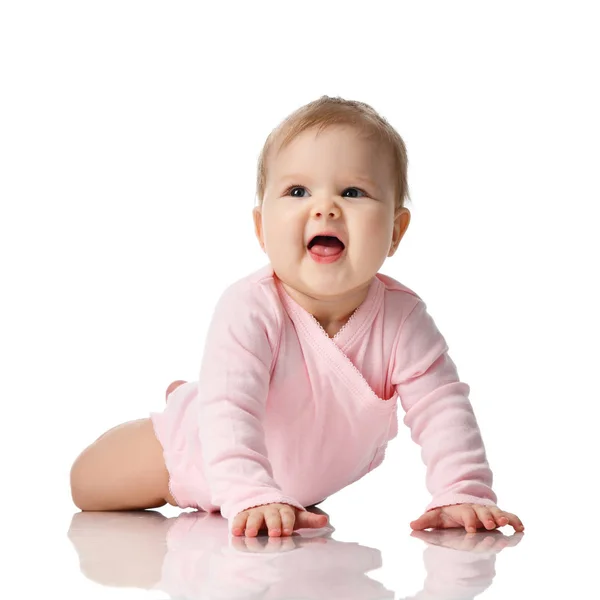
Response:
[70,95,525,538]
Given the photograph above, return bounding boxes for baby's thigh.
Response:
[70,418,176,510]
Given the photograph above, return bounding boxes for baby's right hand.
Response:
[232,503,328,537]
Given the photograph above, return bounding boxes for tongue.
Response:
[310,238,344,257]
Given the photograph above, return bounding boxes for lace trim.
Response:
[311,306,360,341]
[297,295,397,407]
[307,296,380,386]
[276,277,397,408]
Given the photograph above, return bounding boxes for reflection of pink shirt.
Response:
[152,513,495,599]
[197,264,497,524]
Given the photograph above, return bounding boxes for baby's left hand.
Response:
[410,504,524,533]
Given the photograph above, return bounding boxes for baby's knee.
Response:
[69,438,112,510]
[69,450,93,510]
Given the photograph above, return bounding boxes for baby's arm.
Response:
[196,284,306,527]
[392,298,497,511]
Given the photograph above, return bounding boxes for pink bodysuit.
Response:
[150,264,497,532]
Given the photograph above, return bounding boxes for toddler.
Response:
[70,96,524,538]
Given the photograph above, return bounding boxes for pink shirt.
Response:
[196,264,497,525]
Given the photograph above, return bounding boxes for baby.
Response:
[70,95,524,538]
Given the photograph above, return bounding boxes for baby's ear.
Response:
[252,207,266,252]
[389,208,411,256]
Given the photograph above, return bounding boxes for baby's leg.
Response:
[70,418,177,511]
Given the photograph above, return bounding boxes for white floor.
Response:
[63,507,525,598]
[6,447,595,599]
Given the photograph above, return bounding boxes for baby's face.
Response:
[254,125,407,300]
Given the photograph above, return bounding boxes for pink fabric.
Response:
[151,264,497,532]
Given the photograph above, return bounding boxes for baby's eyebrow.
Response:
[342,175,383,197]
[276,173,310,184]
[276,173,380,191]
[352,175,380,190]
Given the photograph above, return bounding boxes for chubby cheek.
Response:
[263,220,303,257]
[348,240,389,270]
[350,221,391,262]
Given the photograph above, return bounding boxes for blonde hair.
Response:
[255,95,411,212]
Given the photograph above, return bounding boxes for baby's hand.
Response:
[232,503,328,537]
[410,503,525,533]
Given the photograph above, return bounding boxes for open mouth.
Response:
[307,235,346,263]
[308,235,345,252]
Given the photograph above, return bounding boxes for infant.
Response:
[70,95,524,538]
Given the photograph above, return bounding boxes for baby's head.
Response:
[253,96,411,304]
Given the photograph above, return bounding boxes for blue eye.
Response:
[288,186,308,197]
[284,185,368,198]
[343,187,366,198]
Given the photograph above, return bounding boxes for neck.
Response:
[277,274,373,328]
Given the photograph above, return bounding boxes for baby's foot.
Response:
[165,380,187,402]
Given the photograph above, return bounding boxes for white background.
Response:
[1,1,598,597]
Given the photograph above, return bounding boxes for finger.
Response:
[245,511,264,537]
[263,507,283,537]
[501,511,525,532]
[279,507,296,536]
[472,505,497,530]
[410,510,439,531]
[232,512,248,536]
[461,506,479,533]
[488,507,524,531]
[487,506,510,527]
[296,510,328,529]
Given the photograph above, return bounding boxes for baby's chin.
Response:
[284,269,376,298]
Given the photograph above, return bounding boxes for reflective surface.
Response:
[66,508,523,599]
[5,499,588,598]
[3,492,597,600]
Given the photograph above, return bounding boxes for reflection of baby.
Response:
[70,95,524,537]
[67,510,521,599]
[68,510,170,589]
[68,510,396,600]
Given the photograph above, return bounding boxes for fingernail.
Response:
[284,528,292,534]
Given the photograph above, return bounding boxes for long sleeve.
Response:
[392,298,497,511]
[196,283,307,526]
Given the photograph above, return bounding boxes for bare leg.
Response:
[70,380,188,511]
[70,418,177,511]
